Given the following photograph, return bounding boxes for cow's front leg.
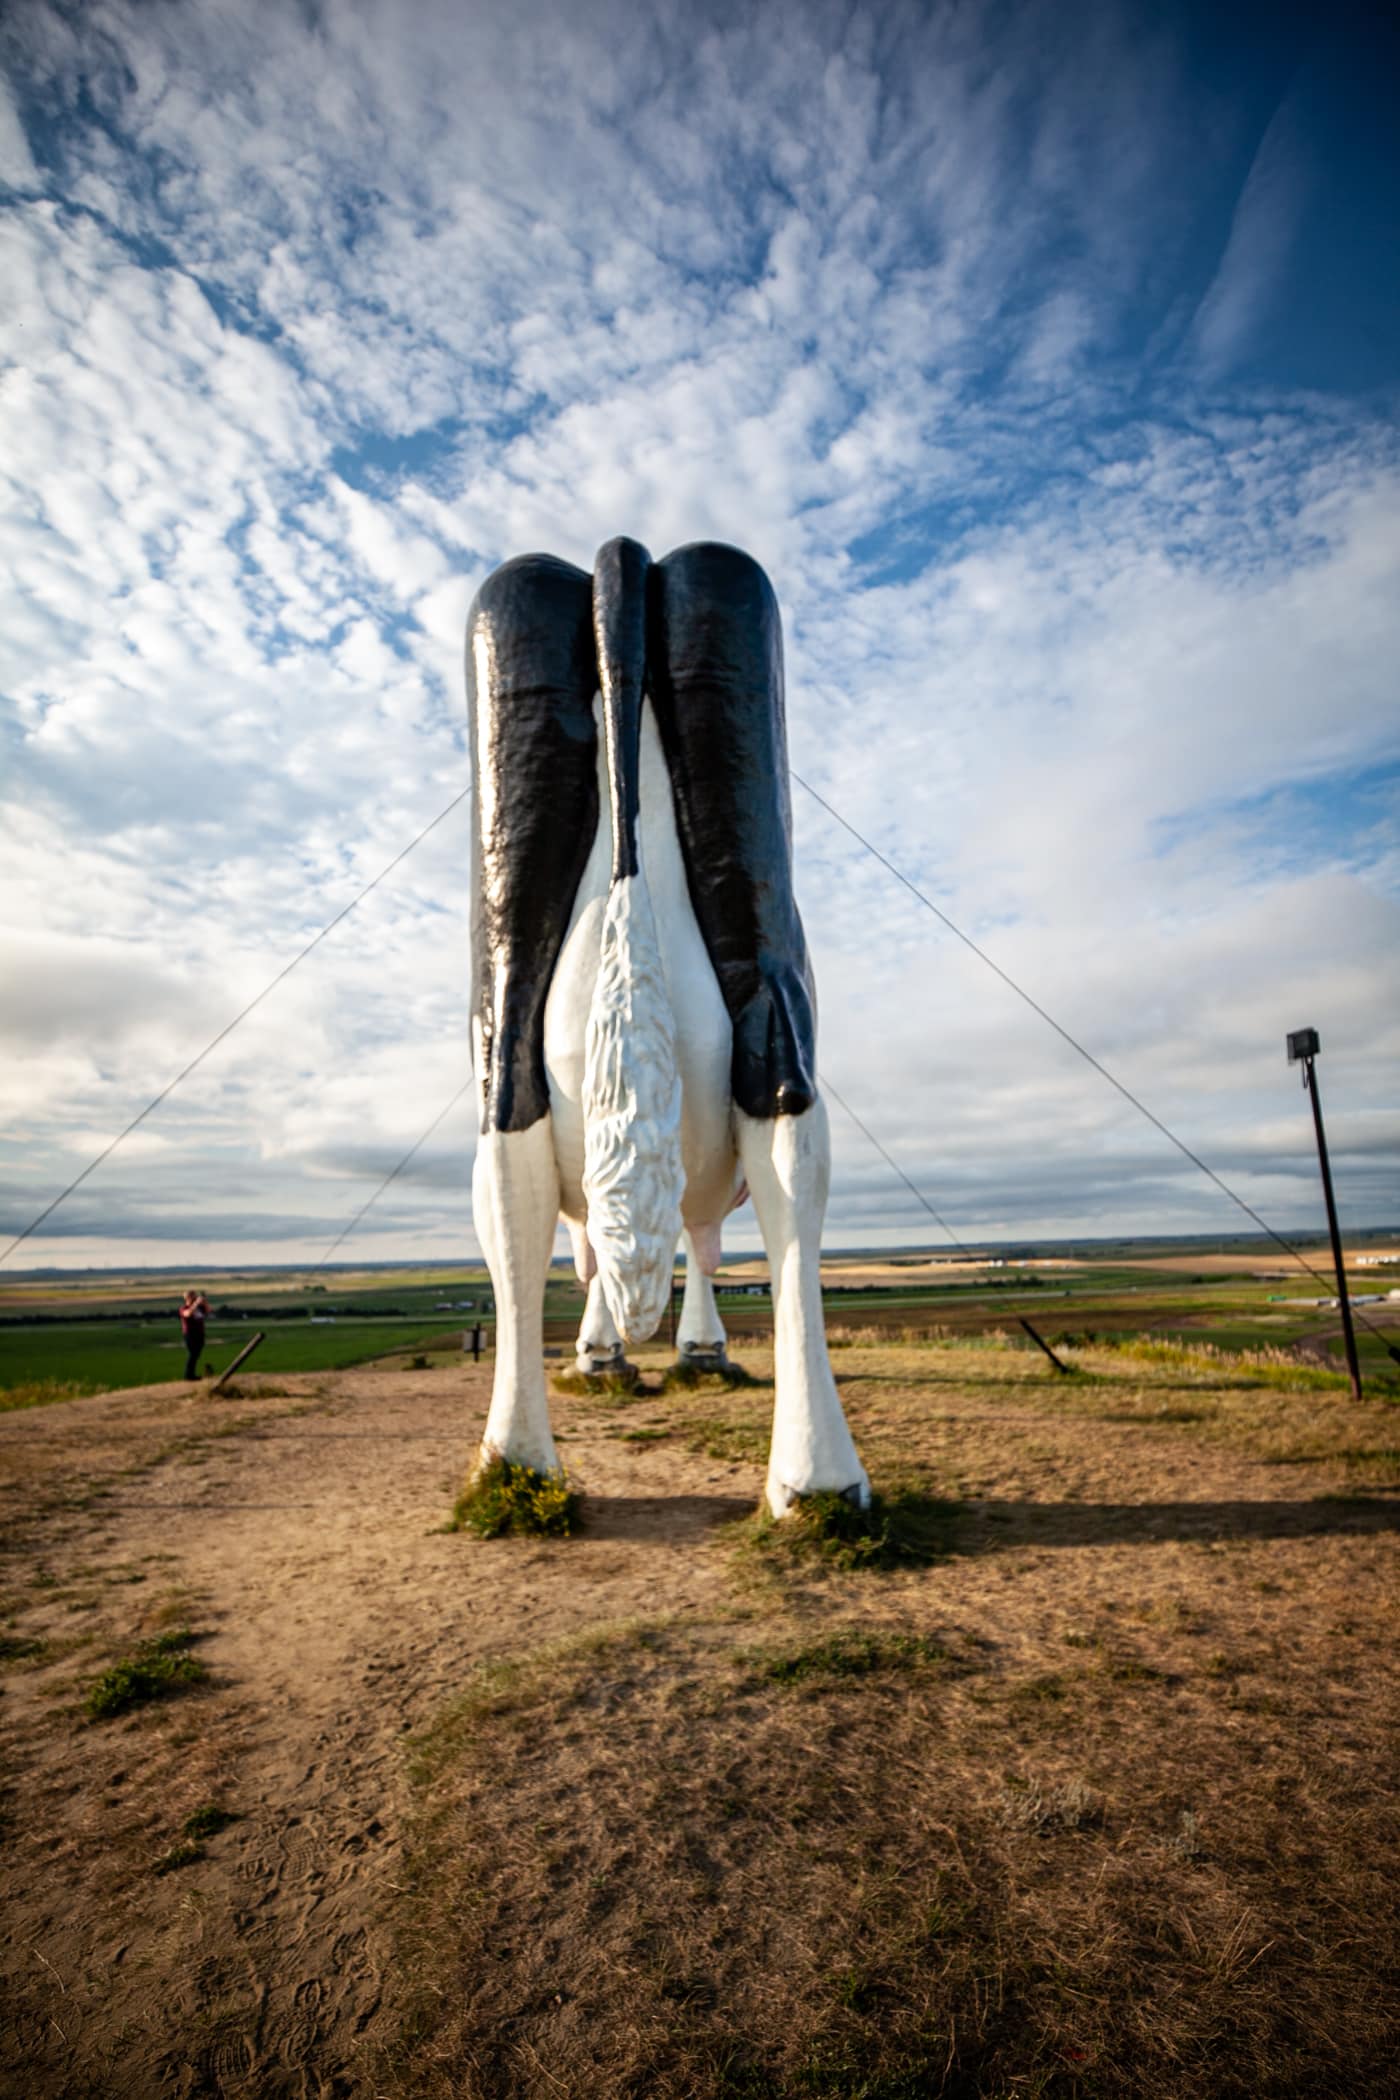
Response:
[575,1270,628,1375]
[473,1120,562,1476]
[736,1100,869,1516]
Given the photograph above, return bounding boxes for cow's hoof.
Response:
[661,1351,758,1393]
[677,1344,730,1372]
[766,1475,872,1519]
[575,1336,626,1368]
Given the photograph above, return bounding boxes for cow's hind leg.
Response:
[737,1101,869,1515]
[474,1121,561,1477]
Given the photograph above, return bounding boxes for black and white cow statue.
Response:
[467,537,868,1517]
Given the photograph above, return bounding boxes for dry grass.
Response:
[1022,1339,1400,1480]
[385,1608,1397,2098]
[0,1378,94,1414]
[0,1377,334,1536]
[808,1332,1399,1484]
[1097,1337,1350,1387]
[5,1338,1396,2097]
[378,1336,1400,2099]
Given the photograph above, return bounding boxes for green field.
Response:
[0,1262,607,1402]
[3,1247,1397,1405]
[0,1316,482,1402]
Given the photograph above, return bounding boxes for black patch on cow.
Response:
[645,543,817,1120]
[592,535,649,884]
[466,540,817,1133]
[467,553,598,1133]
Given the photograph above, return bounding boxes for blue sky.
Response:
[1,0,1397,1269]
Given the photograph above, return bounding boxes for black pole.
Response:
[210,1331,265,1393]
[1018,1317,1072,1375]
[1300,1052,1362,1402]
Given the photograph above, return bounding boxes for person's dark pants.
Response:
[184,1329,204,1379]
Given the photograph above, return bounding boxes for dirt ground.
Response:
[1,1349,1396,2097]
[0,1362,759,2098]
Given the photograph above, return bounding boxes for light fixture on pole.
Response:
[1286,1028,1362,1402]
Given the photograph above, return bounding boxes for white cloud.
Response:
[0,70,39,187]
[1190,85,1309,375]
[1,0,1396,1266]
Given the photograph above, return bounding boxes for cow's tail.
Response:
[581,537,684,1342]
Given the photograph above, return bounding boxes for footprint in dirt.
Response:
[188,2027,255,2094]
[260,1975,324,2070]
[330,1926,382,1993]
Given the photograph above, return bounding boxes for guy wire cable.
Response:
[819,1070,977,1260]
[0,784,471,1265]
[310,1077,476,1273]
[7,760,1392,1366]
[794,770,1400,1360]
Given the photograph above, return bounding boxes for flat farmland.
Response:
[1,1268,498,1405]
[5,1246,1399,1405]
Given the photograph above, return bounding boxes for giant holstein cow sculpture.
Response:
[467,537,868,1517]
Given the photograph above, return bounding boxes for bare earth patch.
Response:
[0,1341,1396,2097]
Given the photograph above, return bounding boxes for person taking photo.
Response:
[178,1289,209,1380]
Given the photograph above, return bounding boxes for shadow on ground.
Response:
[957,1494,1400,1549]
[576,1491,756,1541]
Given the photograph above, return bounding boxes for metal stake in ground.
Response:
[1018,1318,1072,1374]
[1287,1029,1362,1402]
[210,1332,266,1394]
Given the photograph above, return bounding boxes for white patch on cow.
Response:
[581,868,685,1341]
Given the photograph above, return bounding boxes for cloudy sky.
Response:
[1,0,1397,1272]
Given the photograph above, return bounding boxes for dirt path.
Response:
[0,1362,754,2098]
[1,1351,1396,2097]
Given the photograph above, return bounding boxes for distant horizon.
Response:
[5,1220,1399,1285]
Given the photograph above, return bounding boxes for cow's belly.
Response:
[544,698,737,1232]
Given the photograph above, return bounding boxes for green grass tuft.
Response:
[152,1839,202,1875]
[681,1414,771,1464]
[450,1456,580,1538]
[753,1627,954,1686]
[550,1364,641,1398]
[0,1632,47,1664]
[84,1629,208,1720]
[654,1358,762,1394]
[744,1483,962,1571]
[182,1802,237,1839]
